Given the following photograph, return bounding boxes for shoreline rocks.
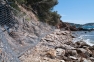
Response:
[20,30,94,62]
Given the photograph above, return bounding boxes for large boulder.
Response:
[56,48,65,56]
[75,41,89,48]
[65,50,78,57]
[46,49,56,59]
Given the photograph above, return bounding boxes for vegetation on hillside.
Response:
[8,0,61,26]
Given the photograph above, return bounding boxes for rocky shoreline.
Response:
[20,30,94,62]
[57,21,94,31]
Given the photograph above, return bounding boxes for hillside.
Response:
[68,22,94,30]
[0,0,56,61]
[68,23,82,28]
[0,0,73,62]
[82,23,94,29]
[8,0,61,26]
[84,23,94,26]
[0,0,94,62]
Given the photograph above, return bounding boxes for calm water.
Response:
[82,26,94,29]
[72,31,94,46]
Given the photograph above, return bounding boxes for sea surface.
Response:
[82,26,94,29]
[72,31,94,46]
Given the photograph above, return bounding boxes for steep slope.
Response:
[0,3,56,61]
[4,7,55,56]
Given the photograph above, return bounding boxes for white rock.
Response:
[54,29,60,32]
[56,48,65,56]
[69,56,77,60]
[82,58,92,62]
[90,57,94,60]
[60,60,65,62]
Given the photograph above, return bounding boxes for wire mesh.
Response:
[0,0,56,62]
[0,0,20,62]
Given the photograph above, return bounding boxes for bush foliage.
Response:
[8,0,61,26]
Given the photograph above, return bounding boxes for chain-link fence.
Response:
[0,0,56,62]
[0,27,20,62]
[0,0,20,62]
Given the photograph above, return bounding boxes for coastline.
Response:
[20,30,94,62]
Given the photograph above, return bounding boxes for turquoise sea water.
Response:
[72,31,94,46]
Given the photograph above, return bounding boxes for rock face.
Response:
[20,30,94,62]
[57,21,94,31]
[57,21,79,31]
[0,10,55,60]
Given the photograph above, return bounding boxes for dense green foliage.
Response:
[8,0,61,26]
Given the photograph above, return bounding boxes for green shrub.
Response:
[8,0,61,26]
